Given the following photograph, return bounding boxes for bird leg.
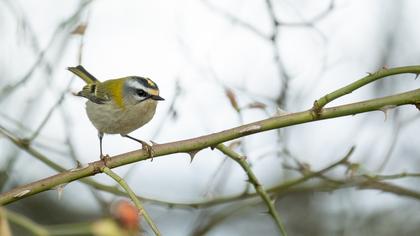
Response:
[122,134,155,158]
[98,132,110,162]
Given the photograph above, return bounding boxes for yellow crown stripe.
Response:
[149,89,159,96]
[146,78,156,87]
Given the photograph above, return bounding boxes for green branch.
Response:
[216,144,287,236]
[1,66,420,206]
[3,209,49,236]
[101,167,161,236]
[312,65,420,114]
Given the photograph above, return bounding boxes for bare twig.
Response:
[101,167,161,236]
[0,0,91,101]
[3,208,49,236]
[216,143,287,236]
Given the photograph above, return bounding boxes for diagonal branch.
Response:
[101,167,161,236]
[216,143,287,236]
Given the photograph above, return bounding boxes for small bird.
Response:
[68,65,164,159]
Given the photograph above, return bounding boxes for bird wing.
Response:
[77,83,112,104]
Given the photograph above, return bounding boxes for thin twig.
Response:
[201,0,268,40]
[101,167,161,236]
[216,143,288,236]
[0,0,91,101]
[363,172,420,180]
[3,209,49,236]
[27,87,68,142]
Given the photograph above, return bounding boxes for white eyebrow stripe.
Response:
[126,79,148,91]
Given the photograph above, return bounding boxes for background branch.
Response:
[216,143,287,236]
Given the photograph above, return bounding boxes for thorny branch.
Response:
[1,66,420,207]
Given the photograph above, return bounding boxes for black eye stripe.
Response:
[136,89,148,96]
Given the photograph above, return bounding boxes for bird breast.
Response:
[85,99,158,135]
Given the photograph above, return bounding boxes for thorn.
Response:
[259,210,271,215]
[414,73,419,80]
[13,189,30,198]
[187,150,200,163]
[70,162,89,172]
[274,107,290,117]
[298,162,311,175]
[54,184,67,200]
[271,198,277,205]
[270,34,276,42]
[366,72,373,76]
[71,23,88,35]
[345,163,360,178]
[378,105,396,121]
[239,125,261,135]
[150,140,159,145]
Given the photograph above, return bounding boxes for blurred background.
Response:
[1,0,420,235]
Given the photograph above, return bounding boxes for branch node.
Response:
[238,125,262,135]
[311,100,323,118]
[19,138,31,148]
[100,154,111,167]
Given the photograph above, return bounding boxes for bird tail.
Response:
[67,65,99,84]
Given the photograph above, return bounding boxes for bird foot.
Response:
[139,140,155,160]
[100,154,111,165]
[121,135,155,160]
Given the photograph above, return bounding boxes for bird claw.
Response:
[121,135,155,160]
[139,141,155,160]
[100,154,111,165]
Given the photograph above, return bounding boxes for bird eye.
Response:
[136,89,148,97]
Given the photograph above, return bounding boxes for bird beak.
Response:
[151,95,165,101]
